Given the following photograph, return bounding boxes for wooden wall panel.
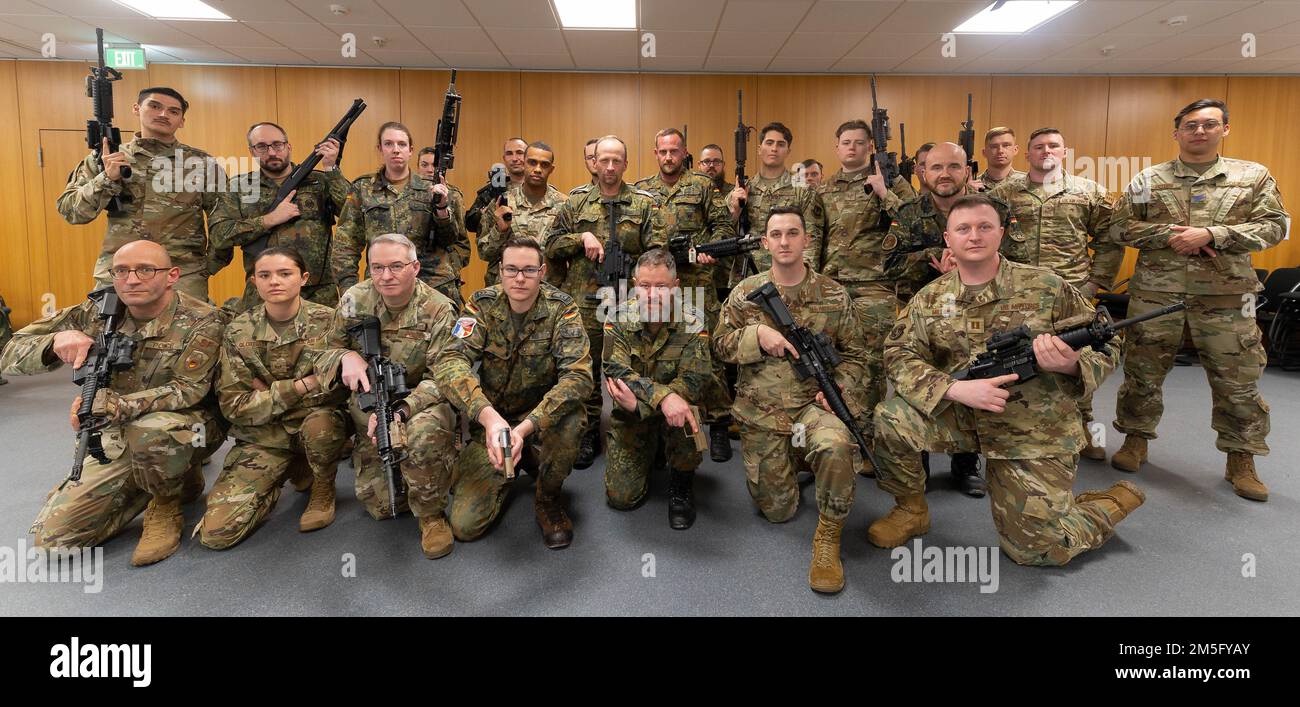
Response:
[989,76,1110,179]
[520,72,642,193]
[637,74,758,181]
[1223,76,1300,274]
[0,61,34,326]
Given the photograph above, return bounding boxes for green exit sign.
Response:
[105,47,146,70]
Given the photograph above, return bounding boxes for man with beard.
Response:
[466,138,528,235]
[477,141,568,285]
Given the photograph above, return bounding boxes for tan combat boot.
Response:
[1076,479,1146,525]
[299,479,337,532]
[180,463,205,504]
[419,513,454,559]
[132,495,183,566]
[1225,453,1268,502]
[1080,422,1106,461]
[809,515,845,594]
[287,458,313,493]
[1110,435,1147,473]
[867,494,930,548]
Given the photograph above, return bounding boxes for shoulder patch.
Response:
[882,233,899,251]
[633,188,657,199]
[452,317,478,339]
[561,310,581,324]
[889,322,906,340]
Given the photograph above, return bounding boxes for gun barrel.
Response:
[1110,301,1187,330]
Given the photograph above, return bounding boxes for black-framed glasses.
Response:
[699,159,724,166]
[110,266,162,281]
[250,141,289,153]
[502,265,542,279]
[369,260,414,276]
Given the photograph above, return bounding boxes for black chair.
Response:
[1257,267,1300,367]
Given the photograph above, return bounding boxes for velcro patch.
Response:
[452,317,477,339]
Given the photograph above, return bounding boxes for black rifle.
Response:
[959,93,978,178]
[746,282,879,470]
[347,316,411,518]
[474,163,512,226]
[67,290,136,488]
[244,98,367,260]
[420,70,463,278]
[733,90,756,279]
[899,122,916,183]
[682,124,693,171]
[669,234,760,272]
[952,302,1187,383]
[597,198,630,293]
[869,75,900,186]
[85,28,131,214]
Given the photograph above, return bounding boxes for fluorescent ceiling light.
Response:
[554,0,636,30]
[114,0,233,21]
[953,1,1079,33]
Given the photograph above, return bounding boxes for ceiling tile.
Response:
[374,0,479,27]
[287,0,398,26]
[777,32,867,59]
[565,30,640,69]
[640,0,725,30]
[964,57,1037,73]
[709,30,789,56]
[4,15,115,44]
[1013,57,1104,74]
[502,53,576,70]
[638,54,706,71]
[641,30,715,57]
[796,1,901,33]
[487,27,568,54]
[845,32,932,59]
[703,55,773,71]
[873,0,989,35]
[467,0,559,29]
[1078,58,1172,73]
[407,26,495,53]
[27,0,142,19]
[294,48,381,66]
[911,33,1012,63]
[0,41,44,58]
[1118,31,1250,60]
[718,0,814,32]
[988,34,1091,61]
[1122,0,1261,35]
[892,54,983,73]
[1032,0,1168,35]
[0,0,59,15]
[197,0,314,22]
[362,48,448,67]
[223,46,316,64]
[149,45,247,63]
[244,21,343,50]
[434,50,512,69]
[766,56,836,72]
[831,55,906,73]
[91,18,211,45]
[162,19,281,47]
[1151,57,1244,74]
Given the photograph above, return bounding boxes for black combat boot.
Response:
[668,469,697,529]
[573,427,600,470]
[709,424,732,462]
[951,452,986,498]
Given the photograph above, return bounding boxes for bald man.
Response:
[0,240,228,566]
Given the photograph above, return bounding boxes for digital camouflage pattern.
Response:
[57,136,228,300]
[1112,156,1287,454]
[714,269,867,522]
[435,283,593,538]
[976,167,1025,190]
[317,279,459,519]
[476,182,568,286]
[731,170,824,280]
[991,173,1122,291]
[209,165,352,310]
[601,296,711,507]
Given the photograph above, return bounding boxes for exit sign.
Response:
[105,46,146,70]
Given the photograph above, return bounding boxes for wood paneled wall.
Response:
[1,60,1297,327]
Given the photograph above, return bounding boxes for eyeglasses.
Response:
[699,159,724,166]
[110,266,162,281]
[369,260,414,275]
[1179,121,1222,134]
[250,141,289,153]
[501,265,542,279]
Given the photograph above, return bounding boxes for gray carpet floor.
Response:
[1,363,1296,617]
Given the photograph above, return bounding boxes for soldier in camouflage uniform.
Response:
[816,120,917,464]
[0,294,11,385]
[696,143,736,294]
[57,87,227,301]
[477,141,568,286]
[603,249,712,529]
[331,123,469,309]
[198,247,350,548]
[870,194,1145,566]
[636,128,736,463]
[464,137,528,237]
[882,142,1015,496]
[210,124,352,312]
[0,241,226,566]
[317,234,461,558]
[544,135,667,470]
[991,127,1122,461]
[1110,99,1288,502]
[974,127,1025,191]
[715,206,868,594]
[725,122,825,279]
[435,238,593,549]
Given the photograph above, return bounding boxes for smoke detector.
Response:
[1163,15,1188,27]
[329,4,350,16]
[1100,44,1116,56]
[372,36,387,48]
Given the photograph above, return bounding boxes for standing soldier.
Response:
[331,123,468,309]
[715,206,868,594]
[545,135,666,470]
[817,119,917,466]
[992,128,1121,461]
[697,144,732,196]
[636,128,736,462]
[210,122,351,311]
[870,194,1144,567]
[973,127,1024,191]
[412,145,471,307]
[603,249,712,528]
[0,294,11,385]
[0,241,226,566]
[199,247,350,547]
[58,87,227,301]
[477,141,568,285]
[435,238,593,548]
[726,122,825,277]
[317,234,461,557]
[575,138,599,192]
[1111,99,1287,501]
[465,137,528,236]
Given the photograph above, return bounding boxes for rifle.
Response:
[67,290,136,488]
[869,75,900,186]
[420,70,463,278]
[346,316,411,518]
[597,198,630,292]
[669,234,760,272]
[899,122,916,183]
[475,163,512,226]
[682,124,693,171]
[733,90,756,278]
[959,93,978,178]
[244,98,367,259]
[952,302,1186,383]
[85,28,131,214]
[746,282,879,470]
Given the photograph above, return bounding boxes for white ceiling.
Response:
[0,0,1298,74]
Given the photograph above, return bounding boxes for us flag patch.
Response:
[452,317,477,339]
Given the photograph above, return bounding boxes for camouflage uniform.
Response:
[1112,157,1287,454]
[209,165,353,311]
[199,299,349,548]
[992,172,1121,429]
[434,283,593,540]
[636,170,736,429]
[602,297,711,508]
[882,191,1016,303]
[976,168,1025,190]
[544,182,666,432]
[316,280,459,520]
[817,168,916,440]
[714,269,867,522]
[731,171,825,281]
[0,295,11,384]
[0,291,226,547]
[711,179,736,292]
[476,182,567,286]
[875,257,1126,565]
[57,135,228,300]
[330,169,470,307]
